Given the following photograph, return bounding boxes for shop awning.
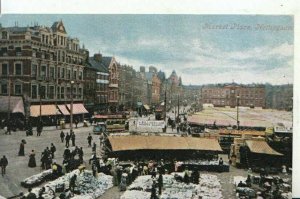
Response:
[143,104,150,110]
[58,105,70,115]
[67,103,89,114]
[30,105,58,117]
[108,136,222,152]
[245,140,283,156]
[0,96,25,115]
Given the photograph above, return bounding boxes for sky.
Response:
[0,14,294,85]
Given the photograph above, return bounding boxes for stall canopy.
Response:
[143,104,150,110]
[245,140,283,156]
[30,105,58,117]
[0,96,24,115]
[66,103,88,114]
[108,136,222,152]
[58,105,70,115]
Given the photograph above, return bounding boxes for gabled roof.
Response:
[51,21,67,34]
[101,57,113,68]
[88,57,108,73]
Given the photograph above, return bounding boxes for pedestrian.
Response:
[60,131,65,143]
[0,155,8,176]
[78,147,84,163]
[37,123,43,136]
[92,142,96,152]
[18,139,26,156]
[50,143,56,158]
[65,133,70,147]
[27,188,37,199]
[28,150,37,168]
[150,181,157,199]
[4,123,11,135]
[69,174,77,192]
[63,146,71,160]
[219,157,223,165]
[75,119,79,129]
[158,173,163,195]
[38,187,46,199]
[71,132,76,147]
[87,133,93,147]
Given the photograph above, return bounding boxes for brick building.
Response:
[201,83,266,108]
[118,64,135,110]
[0,21,88,123]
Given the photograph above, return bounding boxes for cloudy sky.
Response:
[0,15,294,85]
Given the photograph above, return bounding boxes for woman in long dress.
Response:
[18,140,26,156]
[28,150,37,167]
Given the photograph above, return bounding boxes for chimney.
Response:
[140,66,145,73]
[94,53,102,62]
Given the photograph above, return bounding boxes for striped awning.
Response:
[245,140,283,156]
[67,103,89,114]
[58,105,70,115]
[30,105,58,117]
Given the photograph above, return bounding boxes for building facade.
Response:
[201,84,266,108]
[0,21,87,121]
[118,64,135,110]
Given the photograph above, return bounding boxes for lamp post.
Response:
[7,74,11,129]
[39,84,42,122]
[70,80,74,133]
[236,95,240,130]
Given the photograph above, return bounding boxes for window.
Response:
[67,70,71,79]
[78,88,82,99]
[79,71,83,80]
[50,67,55,79]
[31,64,37,76]
[67,87,71,98]
[2,32,8,39]
[1,47,8,56]
[1,83,8,94]
[73,71,77,80]
[49,86,55,99]
[16,47,22,56]
[32,50,36,57]
[73,87,77,98]
[57,67,61,78]
[57,87,60,99]
[14,83,22,95]
[61,68,65,79]
[39,85,46,99]
[41,65,47,78]
[60,87,65,99]
[1,63,8,75]
[15,63,22,75]
[31,85,38,99]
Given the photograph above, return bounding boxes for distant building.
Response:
[201,83,266,108]
[86,53,110,113]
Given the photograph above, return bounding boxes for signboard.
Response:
[129,119,166,133]
[137,120,165,128]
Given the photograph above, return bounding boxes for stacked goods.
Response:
[21,169,53,188]
[24,170,113,199]
[121,173,223,199]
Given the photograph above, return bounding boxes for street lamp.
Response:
[70,80,74,133]
[236,95,240,130]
